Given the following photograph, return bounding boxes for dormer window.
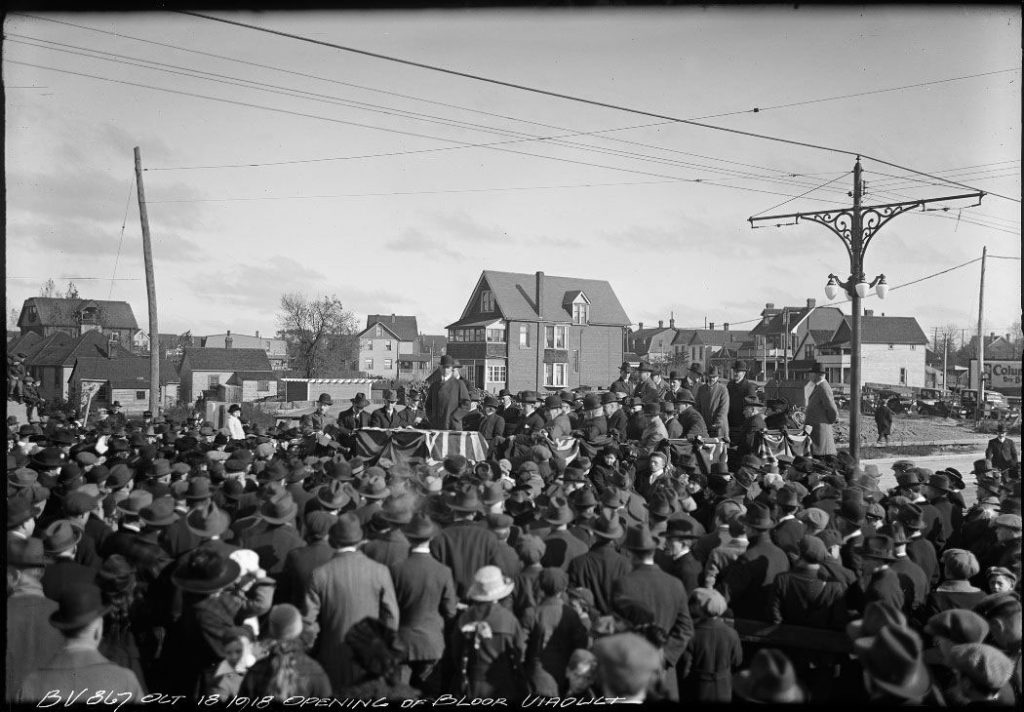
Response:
[79,306,99,324]
[568,292,591,325]
[480,290,495,312]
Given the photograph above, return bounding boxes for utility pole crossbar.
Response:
[746,159,985,463]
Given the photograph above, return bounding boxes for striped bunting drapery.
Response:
[354,428,489,465]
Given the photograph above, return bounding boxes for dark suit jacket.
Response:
[680,617,743,703]
[727,378,758,429]
[612,563,694,667]
[160,515,202,559]
[362,529,410,573]
[771,517,807,556]
[567,542,633,615]
[655,549,703,593]
[476,413,506,445]
[6,588,64,700]
[426,377,470,431]
[101,528,173,587]
[677,408,709,439]
[369,407,402,429]
[986,437,1018,470]
[889,555,929,614]
[540,529,589,571]
[696,382,729,438]
[392,551,458,661]
[238,522,304,576]
[770,567,847,628]
[41,557,96,602]
[430,520,505,599]
[718,535,790,621]
[336,407,370,435]
[906,536,939,585]
[277,540,334,607]
[606,409,629,437]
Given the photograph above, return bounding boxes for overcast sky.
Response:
[5,7,1021,343]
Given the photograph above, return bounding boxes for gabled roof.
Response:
[18,298,139,330]
[671,329,698,346]
[28,330,133,367]
[71,356,179,388]
[201,333,287,356]
[825,316,929,346]
[416,334,448,354]
[362,315,418,342]
[808,329,838,345]
[450,271,630,328]
[688,329,752,347]
[182,347,272,372]
[7,331,42,357]
[632,327,677,355]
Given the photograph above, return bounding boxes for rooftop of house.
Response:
[448,270,630,328]
[823,315,929,346]
[361,315,419,342]
[28,330,135,366]
[18,297,139,330]
[181,347,273,372]
[72,356,180,387]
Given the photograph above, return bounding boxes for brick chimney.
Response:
[391,314,396,324]
[864,309,874,317]
[658,320,664,329]
[255,330,260,339]
[669,316,675,328]
[225,330,233,349]
[724,323,730,331]
[638,321,644,331]
[535,271,544,319]
[806,298,816,309]
[709,322,715,330]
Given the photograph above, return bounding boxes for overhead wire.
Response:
[109,173,136,300]
[14,11,1012,188]
[175,10,1022,204]
[6,33,865,195]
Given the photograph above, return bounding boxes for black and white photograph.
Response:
[5,5,1022,708]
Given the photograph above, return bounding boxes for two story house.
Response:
[445,270,631,394]
[17,297,139,344]
[357,315,419,378]
[816,312,929,389]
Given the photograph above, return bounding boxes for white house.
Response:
[816,313,929,389]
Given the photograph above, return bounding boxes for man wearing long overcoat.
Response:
[426,356,470,431]
[804,363,839,457]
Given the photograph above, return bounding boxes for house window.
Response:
[899,368,908,385]
[519,325,530,349]
[136,391,146,400]
[208,375,220,388]
[910,345,916,351]
[360,338,373,351]
[257,380,270,391]
[486,365,507,383]
[572,303,589,325]
[384,359,393,370]
[805,345,814,359]
[544,363,567,387]
[544,325,567,349]
[480,290,495,312]
[375,325,384,337]
[486,327,506,343]
[385,341,393,351]
[399,361,412,370]
[365,358,374,370]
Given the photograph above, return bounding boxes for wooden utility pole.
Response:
[942,336,948,391]
[134,147,160,416]
[976,246,987,419]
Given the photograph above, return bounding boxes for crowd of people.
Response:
[5,356,1021,707]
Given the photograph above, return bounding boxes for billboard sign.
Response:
[969,359,1022,396]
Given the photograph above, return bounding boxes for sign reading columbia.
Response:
[970,359,1023,395]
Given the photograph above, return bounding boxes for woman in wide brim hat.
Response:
[467,565,515,602]
[171,547,242,594]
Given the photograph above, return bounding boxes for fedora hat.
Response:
[731,360,748,372]
[8,467,38,489]
[9,536,47,567]
[350,393,370,407]
[258,460,288,483]
[172,548,242,594]
[8,495,35,530]
[328,513,364,547]
[896,503,926,530]
[49,583,110,630]
[664,518,701,540]
[570,487,599,510]
[140,497,178,527]
[926,473,951,493]
[116,489,153,517]
[600,486,628,509]
[600,391,621,405]
[260,492,298,524]
[449,486,484,513]
[808,362,826,375]
[324,459,354,482]
[622,524,658,551]
[184,477,213,502]
[31,447,64,470]
[733,648,805,704]
[467,565,515,602]
[403,513,439,541]
[646,494,673,520]
[357,474,391,500]
[544,496,575,526]
[740,501,774,530]
[317,392,333,405]
[674,389,696,405]
[857,534,896,561]
[847,600,907,642]
[378,495,415,525]
[186,501,231,538]
[317,481,351,510]
[854,625,931,700]
[42,519,83,555]
[591,514,625,540]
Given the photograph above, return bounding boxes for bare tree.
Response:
[277,293,358,378]
[64,281,80,299]
[37,279,79,299]
[39,279,57,298]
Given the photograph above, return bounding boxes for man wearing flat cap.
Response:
[426,355,470,431]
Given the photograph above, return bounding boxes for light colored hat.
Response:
[230,549,263,578]
[467,565,514,602]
